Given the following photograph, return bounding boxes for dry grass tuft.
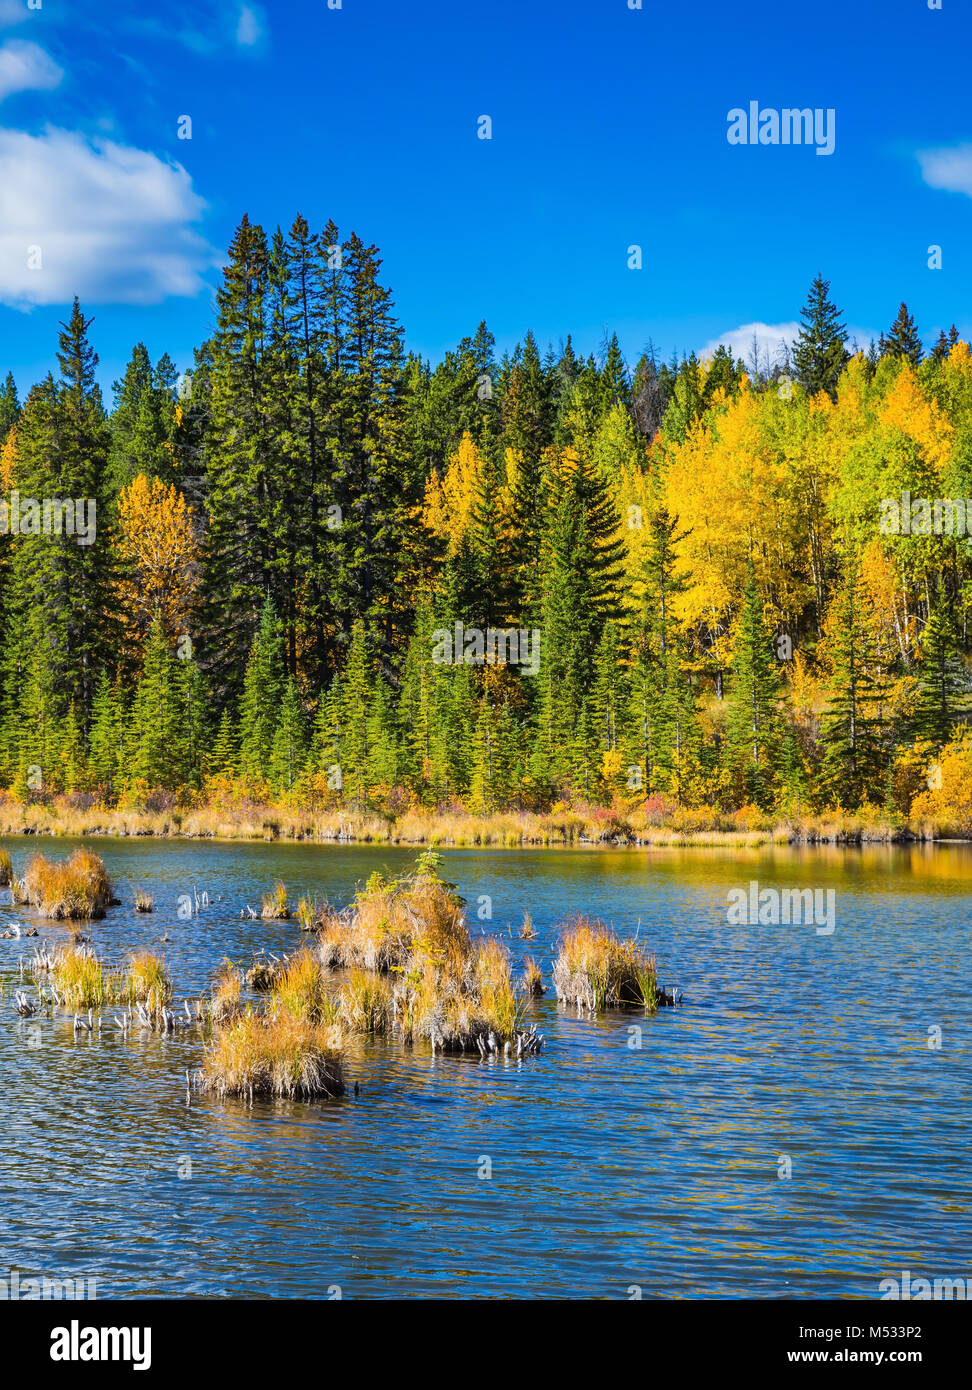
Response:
[123,951,172,1013]
[14,848,115,919]
[521,956,545,997]
[261,880,290,920]
[50,945,118,1009]
[200,1011,345,1099]
[552,916,657,1011]
[210,960,243,1024]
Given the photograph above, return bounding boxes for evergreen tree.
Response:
[0,372,19,442]
[820,564,890,808]
[880,303,923,365]
[237,596,283,787]
[792,274,849,399]
[724,566,784,807]
[917,583,964,746]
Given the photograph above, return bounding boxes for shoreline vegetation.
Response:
[2,268,972,867]
[0,794,967,848]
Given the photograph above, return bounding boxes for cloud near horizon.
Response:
[0,126,215,308]
[700,321,801,367]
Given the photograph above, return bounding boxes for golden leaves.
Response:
[115,473,199,659]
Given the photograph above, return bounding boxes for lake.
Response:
[1,836,970,1299]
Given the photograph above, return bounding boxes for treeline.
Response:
[0,228,969,822]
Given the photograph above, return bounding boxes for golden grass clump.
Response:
[338,969,391,1033]
[210,960,243,1025]
[133,887,154,913]
[16,847,115,919]
[552,916,657,1011]
[269,948,335,1022]
[522,957,545,997]
[468,939,520,1037]
[200,1010,345,1099]
[0,848,12,886]
[519,912,535,939]
[296,894,325,931]
[123,951,172,1013]
[50,946,118,1009]
[261,880,291,920]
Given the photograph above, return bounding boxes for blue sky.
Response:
[1,0,970,397]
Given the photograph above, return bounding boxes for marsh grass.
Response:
[261,881,290,920]
[15,848,115,919]
[522,957,545,997]
[338,969,391,1033]
[269,949,332,1022]
[552,917,657,1011]
[50,945,118,1009]
[200,1011,345,1099]
[133,887,154,913]
[123,951,172,1013]
[210,960,243,1025]
[0,848,12,886]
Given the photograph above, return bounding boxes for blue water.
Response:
[1,837,969,1298]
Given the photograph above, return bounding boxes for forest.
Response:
[0,215,970,835]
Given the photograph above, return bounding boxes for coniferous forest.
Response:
[2,219,971,837]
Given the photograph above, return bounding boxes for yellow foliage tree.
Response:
[115,473,199,657]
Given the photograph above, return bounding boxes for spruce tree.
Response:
[917,583,964,746]
[792,274,849,399]
[880,303,923,365]
[820,564,890,808]
[724,566,784,807]
[237,596,283,788]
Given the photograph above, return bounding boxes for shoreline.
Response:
[0,801,966,850]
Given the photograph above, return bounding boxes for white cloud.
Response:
[0,126,215,307]
[0,39,63,101]
[702,319,879,365]
[701,321,801,366]
[236,3,263,46]
[917,143,972,198]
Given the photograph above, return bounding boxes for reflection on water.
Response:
[1,836,970,1298]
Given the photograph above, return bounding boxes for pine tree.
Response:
[210,708,239,779]
[724,566,784,807]
[880,303,923,365]
[237,596,283,788]
[792,274,849,399]
[270,677,308,792]
[820,564,890,808]
[126,617,185,789]
[0,372,19,442]
[917,583,964,746]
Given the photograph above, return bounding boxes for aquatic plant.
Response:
[133,887,154,913]
[519,912,535,939]
[200,1011,345,1099]
[0,848,12,886]
[50,945,118,1009]
[269,948,332,1022]
[15,848,115,920]
[210,960,243,1025]
[338,969,391,1033]
[261,880,290,920]
[552,917,657,1011]
[123,951,172,1013]
[521,957,545,997]
[245,958,282,992]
